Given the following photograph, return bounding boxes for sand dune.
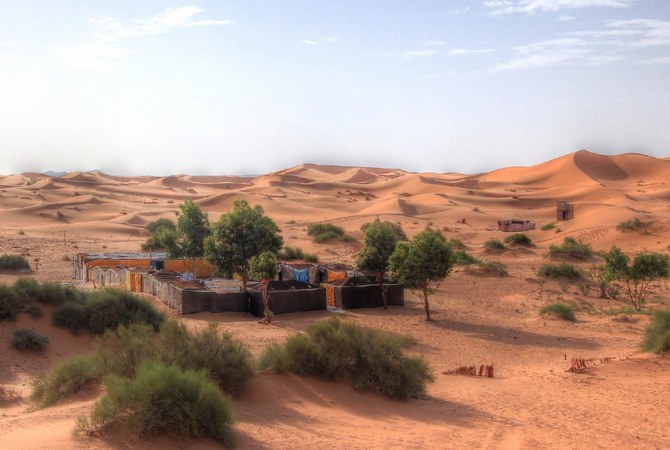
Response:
[2,149,670,449]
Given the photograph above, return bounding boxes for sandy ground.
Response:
[1,150,670,449]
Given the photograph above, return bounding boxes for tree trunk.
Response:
[599,283,607,299]
[191,258,198,280]
[379,271,388,310]
[422,287,432,321]
[242,277,248,293]
[263,280,273,323]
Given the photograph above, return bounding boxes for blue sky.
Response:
[1,0,669,176]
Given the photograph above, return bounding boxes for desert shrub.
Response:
[0,254,30,270]
[537,262,583,279]
[304,252,319,263]
[0,386,21,404]
[31,355,101,408]
[578,282,591,296]
[75,362,234,446]
[603,306,651,316]
[616,217,643,232]
[307,223,354,243]
[451,249,479,266]
[159,321,253,396]
[484,239,505,250]
[606,283,621,299]
[52,288,164,335]
[549,237,592,259]
[95,324,160,378]
[541,223,556,231]
[141,218,176,251]
[277,246,306,260]
[641,310,670,353]
[258,317,433,400]
[360,220,408,241]
[477,260,508,276]
[11,328,49,351]
[540,303,576,322]
[0,284,21,321]
[447,238,466,249]
[504,233,532,246]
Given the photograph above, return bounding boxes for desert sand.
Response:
[1,149,669,449]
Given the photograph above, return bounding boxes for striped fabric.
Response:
[322,284,336,307]
[326,269,346,282]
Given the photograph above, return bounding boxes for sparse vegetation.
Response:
[0,254,30,270]
[548,237,592,259]
[141,218,176,251]
[357,220,402,309]
[537,262,583,279]
[75,362,234,446]
[447,238,466,249]
[258,317,432,400]
[540,303,576,322]
[31,355,102,408]
[360,219,407,241]
[484,238,505,250]
[540,223,556,231]
[307,223,354,243]
[477,260,508,276]
[277,246,319,263]
[616,217,644,232]
[451,249,479,266]
[11,328,49,351]
[641,310,670,353]
[504,233,532,246]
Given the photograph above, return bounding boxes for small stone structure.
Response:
[557,201,575,221]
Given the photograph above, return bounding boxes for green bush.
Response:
[0,284,21,321]
[308,223,354,243]
[641,310,670,353]
[504,233,532,246]
[451,249,479,266]
[159,321,254,397]
[538,262,583,279]
[52,288,164,335]
[75,362,234,446]
[477,260,508,276]
[277,246,319,262]
[540,303,576,322]
[447,238,466,250]
[484,239,505,250]
[258,317,433,400]
[541,223,556,231]
[95,324,159,378]
[0,254,30,270]
[616,217,643,232]
[31,355,101,408]
[11,328,49,351]
[549,237,592,259]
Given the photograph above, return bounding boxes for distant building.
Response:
[557,201,574,221]
[497,219,536,232]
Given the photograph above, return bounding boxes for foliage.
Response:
[258,317,433,400]
[503,233,532,246]
[95,324,159,378]
[360,219,407,241]
[0,284,21,321]
[484,239,505,250]
[451,249,479,266]
[52,288,164,335]
[616,217,644,232]
[477,260,508,276]
[277,246,318,262]
[548,237,592,259]
[11,328,49,351]
[75,362,234,446]
[641,310,670,353]
[537,262,583,279]
[307,223,354,243]
[540,223,556,231]
[388,228,452,321]
[0,254,30,270]
[205,200,283,291]
[249,251,278,281]
[357,220,401,309]
[446,238,466,249]
[31,355,102,408]
[162,200,211,277]
[540,303,576,322]
[141,218,176,251]
[588,264,613,299]
[603,246,670,310]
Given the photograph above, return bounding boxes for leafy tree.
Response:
[141,218,176,251]
[164,200,210,278]
[356,220,400,309]
[388,228,453,321]
[205,200,283,291]
[588,264,613,299]
[360,218,407,241]
[603,246,670,310]
[250,251,278,323]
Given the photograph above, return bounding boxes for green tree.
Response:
[250,251,278,323]
[163,200,210,278]
[388,228,453,321]
[141,218,176,251]
[356,220,400,309]
[205,200,283,291]
[604,246,670,310]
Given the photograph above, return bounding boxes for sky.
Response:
[1,0,669,176]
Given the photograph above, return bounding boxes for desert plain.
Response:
[1,149,669,449]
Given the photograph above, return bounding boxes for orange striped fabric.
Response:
[322,284,336,307]
[326,270,346,282]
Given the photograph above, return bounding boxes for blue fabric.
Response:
[293,269,309,283]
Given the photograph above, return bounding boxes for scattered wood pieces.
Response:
[568,357,615,372]
[444,364,494,378]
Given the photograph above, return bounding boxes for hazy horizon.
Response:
[2,1,669,176]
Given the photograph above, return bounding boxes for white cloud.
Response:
[299,36,342,45]
[300,39,318,45]
[91,7,230,42]
[586,54,624,65]
[484,0,634,15]
[380,49,439,59]
[447,7,471,15]
[559,14,575,21]
[493,38,590,70]
[59,42,130,70]
[447,48,494,55]
[639,55,670,64]
[606,18,670,48]
[425,40,445,47]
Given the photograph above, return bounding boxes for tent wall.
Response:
[335,284,404,309]
[249,287,327,317]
